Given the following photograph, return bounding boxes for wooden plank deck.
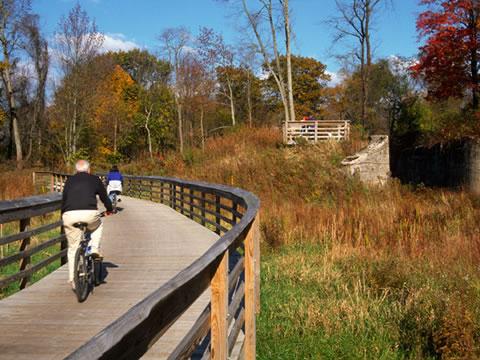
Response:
[0,196,218,360]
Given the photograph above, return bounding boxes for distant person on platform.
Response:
[106,165,123,204]
[61,160,112,290]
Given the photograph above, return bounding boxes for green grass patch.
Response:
[257,244,480,359]
[0,213,63,299]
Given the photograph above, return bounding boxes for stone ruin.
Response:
[341,135,390,185]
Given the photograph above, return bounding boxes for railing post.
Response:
[189,188,194,219]
[150,180,153,201]
[50,173,54,192]
[232,202,238,225]
[180,185,185,215]
[211,251,229,360]
[170,183,175,209]
[201,192,206,226]
[18,218,31,289]
[314,121,318,143]
[160,182,165,204]
[215,195,221,235]
[245,215,260,359]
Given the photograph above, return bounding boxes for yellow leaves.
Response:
[93,65,139,126]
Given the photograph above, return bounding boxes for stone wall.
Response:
[341,135,390,185]
[391,139,480,194]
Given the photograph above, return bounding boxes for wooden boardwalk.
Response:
[0,196,218,360]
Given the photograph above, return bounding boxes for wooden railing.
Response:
[0,193,66,293]
[31,171,261,360]
[285,120,351,143]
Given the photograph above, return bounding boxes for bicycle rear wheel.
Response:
[74,246,89,302]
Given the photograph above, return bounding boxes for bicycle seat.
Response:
[73,222,88,229]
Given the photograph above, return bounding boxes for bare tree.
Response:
[238,43,259,128]
[20,14,48,162]
[0,0,31,168]
[158,27,190,155]
[197,27,237,126]
[55,2,103,162]
[281,0,295,125]
[328,0,384,127]
[240,0,294,142]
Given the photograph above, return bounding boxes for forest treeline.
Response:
[1,0,479,169]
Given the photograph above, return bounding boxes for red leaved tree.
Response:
[412,0,480,109]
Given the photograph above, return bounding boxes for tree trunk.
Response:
[364,0,372,127]
[267,0,289,123]
[470,9,479,109]
[227,78,236,126]
[144,106,153,159]
[2,63,23,168]
[241,0,290,141]
[360,39,367,127]
[72,94,77,156]
[246,72,253,128]
[25,108,37,162]
[176,97,184,155]
[114,117,118,154]
[283,0,296,122]
[200,106,205,152]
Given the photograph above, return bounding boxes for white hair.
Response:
[75,160,90,173]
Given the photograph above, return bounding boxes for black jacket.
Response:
[61,172,113,213]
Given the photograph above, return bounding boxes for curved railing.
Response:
[8,171,260,359]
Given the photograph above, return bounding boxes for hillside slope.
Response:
[125,127,480,359]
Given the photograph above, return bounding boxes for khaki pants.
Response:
[62,210,103,282]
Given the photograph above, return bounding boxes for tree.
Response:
[134,85,175,158]
[158,27,190,155]
[412,0,480,109]
[328,0,385,126]
[113,49,171,89]
[239,0,295,141]
[20,14,49,162]
[93,64,138,155]
[216,64,262,127]
[264,55,330,118]
[54,2,103,163]
[343,58,415,133]
[0,0,32,168]
[197,27,238,126]
[50,54,113,164]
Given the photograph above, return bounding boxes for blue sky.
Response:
[33,0,422,76]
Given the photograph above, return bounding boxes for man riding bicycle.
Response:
[61,160,113,290]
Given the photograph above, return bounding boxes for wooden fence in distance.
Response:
[285,120,351,144]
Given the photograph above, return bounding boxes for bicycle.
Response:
[108,191,121,213]
[72,222,103,302]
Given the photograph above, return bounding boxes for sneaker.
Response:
[69,280,75,291]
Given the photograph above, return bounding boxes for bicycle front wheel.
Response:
[74,246,89,302]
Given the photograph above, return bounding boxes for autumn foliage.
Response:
[413,0,480,108]
[93,65,138,155]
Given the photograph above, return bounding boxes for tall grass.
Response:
[2,126,479,357]
[0,170,34,200]
[125,126,480,359]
